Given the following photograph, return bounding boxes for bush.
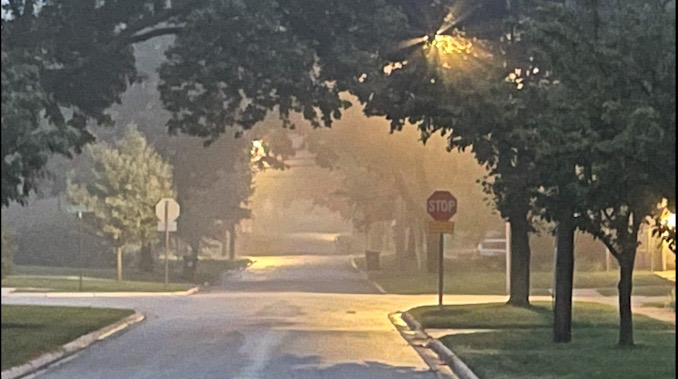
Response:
[1,225,17,279]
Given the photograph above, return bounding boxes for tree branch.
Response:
[128,27,183,44]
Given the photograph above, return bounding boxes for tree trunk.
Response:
[507,203,531,307]
[617,251,636,347]
[394,220,406,271]
[221,226,228,257]
[116,246,122,281]
[229,224,236,260]
[406,226,417,261]
[554,213,575,343]
[183,241,200,282]
[138,241,154,272]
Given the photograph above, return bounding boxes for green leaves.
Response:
[67,129,174,247]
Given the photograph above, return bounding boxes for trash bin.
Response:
[365,250,381,270]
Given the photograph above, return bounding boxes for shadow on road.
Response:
[252,354,433,379]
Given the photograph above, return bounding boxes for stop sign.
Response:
[427,191,457,221]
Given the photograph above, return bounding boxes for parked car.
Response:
[477,238,507,257]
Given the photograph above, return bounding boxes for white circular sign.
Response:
[155,198,180,223]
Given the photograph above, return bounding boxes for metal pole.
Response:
[79,211,83,292]
[164,200,169,285]
[648,227,654,272]
[505,222,511,295]
[438,233,444,307]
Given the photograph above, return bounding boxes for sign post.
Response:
[65,204,93,291]
[427,191,457,307]
[156,198,180,285]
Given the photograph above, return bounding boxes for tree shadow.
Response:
[251,354,434,379]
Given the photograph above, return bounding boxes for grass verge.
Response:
[440,329,675,379]
[408,301,673,330]
[356,254,673,295]
[597,285,675,297]
[4,259,252,292]
[1,305,134,370]
[2,276,193,292]
[409,301,675,379]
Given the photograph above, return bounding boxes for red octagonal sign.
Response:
[427,191,457,221]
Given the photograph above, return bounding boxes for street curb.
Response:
[1,311,145,379]
[401,312,479,379]
[401,311,424,332]
[349,256,386,294]
[427,339,479,379]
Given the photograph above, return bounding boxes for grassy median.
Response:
[1,305,134,370]
[409,301,675,379]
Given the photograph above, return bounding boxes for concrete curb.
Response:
[426,339,479,379]
[2,286,199,298]
[1,311,145,379]
[349,256,387,294]
[401,312,479,379]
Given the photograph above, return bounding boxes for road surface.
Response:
[3,256,455,379]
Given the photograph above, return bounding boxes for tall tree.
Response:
[523,0,675,345]
[68,129,174,280]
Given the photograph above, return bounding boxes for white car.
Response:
[477,238,507,257]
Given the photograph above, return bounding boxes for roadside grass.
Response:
[409,301,675,378]
[4,259,252,292]
[356,254,673,295]
[408,301,673,330]
[642,301,671,309]
[12,258,251,284]
[1,276,193,292]
[441,328,675,379]
[597,285,674,297]
[1,305,134,370]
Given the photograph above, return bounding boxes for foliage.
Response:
[519,0,676,345]
[67,129,174,250]
[0,0,425,206]
[1,224,16,279]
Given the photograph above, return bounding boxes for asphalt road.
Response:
[2,256,450,379]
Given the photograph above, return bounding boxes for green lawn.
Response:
[3,259,252,292]
[12,258,251,285]
[597,285,675,297]
[1,305,134,370]
[2,276,193,292]
[409,301,675,379]
[408,301,673,330]
[356,254,674,295]
[442,329,675,379]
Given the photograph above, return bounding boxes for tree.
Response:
[299,106,499,270]
[1,223,17,279]
[68,129,174,280]
[523,0,675,345]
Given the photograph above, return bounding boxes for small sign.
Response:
[155,198,180,223]
[157,221,177,232]
[429,221,455,234]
